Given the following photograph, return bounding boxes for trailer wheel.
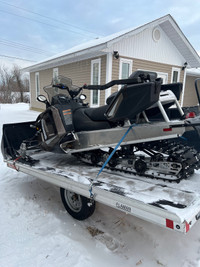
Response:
[60,188,95,220]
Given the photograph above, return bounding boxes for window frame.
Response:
[119,58,133,79]
[35,72,40,98]
[90,58,101,107]
[119,58,133,90]
[171,67,181,83]
[53,68,59,82]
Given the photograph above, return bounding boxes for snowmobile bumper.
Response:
[1,121,37,159]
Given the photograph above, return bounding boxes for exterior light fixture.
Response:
[182,62,188,70]
[113,51,119,59]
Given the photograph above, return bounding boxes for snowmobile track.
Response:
[75,139,200,183]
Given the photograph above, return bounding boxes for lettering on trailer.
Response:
[116,202,132,213]
[196,211,200,220]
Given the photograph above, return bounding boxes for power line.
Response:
[0,38,52,55]
[0,9,96,37]
[0,54,36,62]
[0,0,99,36]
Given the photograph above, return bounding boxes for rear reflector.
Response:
[163,128,172,132]
[186,112,196,119]
[166,219,174,229]
[185,222,190,233]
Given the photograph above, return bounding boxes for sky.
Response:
[0,0,200,69]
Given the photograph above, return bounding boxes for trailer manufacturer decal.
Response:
[195,211,200,220]
[116,202,131,213]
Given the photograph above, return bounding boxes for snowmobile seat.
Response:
[84,105,108,121]
[73,105,111,132]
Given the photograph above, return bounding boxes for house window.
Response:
[157,72,168,84]
[35,72,40,97]
[119,58,133,79]
[53,68,58,83]
[119,58,132,90]
[171,67,180,83]
[91,59,101,107]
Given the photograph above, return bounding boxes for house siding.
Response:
[111,56,184,95]
[30,55,107,110]
[106,25,186,67]
[183,75,199,107]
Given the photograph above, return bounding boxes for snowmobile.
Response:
[2,71,200,182]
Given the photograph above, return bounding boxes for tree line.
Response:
[0,65,29,103]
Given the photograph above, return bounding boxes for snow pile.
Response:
[1,104,200,267]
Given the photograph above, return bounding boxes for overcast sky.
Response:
[0,0,200,68]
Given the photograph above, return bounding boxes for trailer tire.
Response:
[60,188,95,220]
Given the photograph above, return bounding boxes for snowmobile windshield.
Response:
[43,76,80,103]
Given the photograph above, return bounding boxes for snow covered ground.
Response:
[1,104,200,267]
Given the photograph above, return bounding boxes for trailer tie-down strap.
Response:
[89,123,136,199]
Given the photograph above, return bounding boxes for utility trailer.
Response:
[4,150,200,234]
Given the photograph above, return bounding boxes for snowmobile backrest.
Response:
[128,71,157,82]
[106,71,158,105]
[106,92,118,105]
[161,83,182,100]
[105,79,161,122]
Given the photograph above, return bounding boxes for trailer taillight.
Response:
[166,219,174,229]
[185,222,190,233]
[186,112,196,119]
[163,128,172,132]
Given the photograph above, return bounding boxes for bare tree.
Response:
[0,66,13,103]
[0,64,29,103]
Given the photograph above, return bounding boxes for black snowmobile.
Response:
[2,71,200,182]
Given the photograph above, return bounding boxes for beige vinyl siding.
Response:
[111,56,184,99]
[30,55,185,110]
[112,56,184,83]
[30,55,106,110]
[30,69,53,110]
[183,75,199,107]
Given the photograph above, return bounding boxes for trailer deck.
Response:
[4,150,200,234]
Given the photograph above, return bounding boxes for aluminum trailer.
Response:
[4,150,200,234]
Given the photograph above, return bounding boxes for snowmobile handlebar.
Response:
[83,77,142,90]
[53,83,68,89]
